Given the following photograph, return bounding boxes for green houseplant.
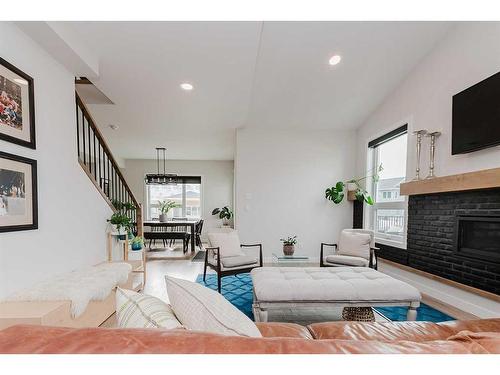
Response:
[108,212,132,240]
[108,200,136,239]
[131,236,144,251]
[111,200,136,212]
[325,164,383,206]
[280,235,298,256]
[158,200,181,222]
[212,206,233,226]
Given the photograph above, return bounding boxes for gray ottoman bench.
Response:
[251,267,421,322]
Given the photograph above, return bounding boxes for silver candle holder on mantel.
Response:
[425,131,441,179]
[412,129,427,180]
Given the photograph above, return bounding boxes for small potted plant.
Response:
[108,212,132,240]
[131,236,144,251]
[280,235,298,256]
[212,206,233,227]
[158,200,181,222]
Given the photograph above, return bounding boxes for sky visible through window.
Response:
[377,135,407,179]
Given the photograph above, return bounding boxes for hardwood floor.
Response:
[101,245,391,327]
[101,260,208,328]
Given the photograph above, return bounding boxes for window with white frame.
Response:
[146,176,201,220]
[368,125,408,247]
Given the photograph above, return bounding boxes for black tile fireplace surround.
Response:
[377,188,500,295]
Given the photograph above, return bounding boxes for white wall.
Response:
[235,128,356,261]
[356,22,500,180]
[355,22,500,316]
[0,23,113,299]
[122,159,234,238]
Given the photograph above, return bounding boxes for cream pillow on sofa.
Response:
[207,231,244,257]
[165,276,262,337]
[115,288,183,329]
[338,231,371,259]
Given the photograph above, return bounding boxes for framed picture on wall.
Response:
[0,151,38,232]
[0,57,36,149]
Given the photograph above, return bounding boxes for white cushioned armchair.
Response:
[204,231,263,293]
[320,229,378,269]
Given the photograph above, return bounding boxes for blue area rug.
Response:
[375,304,454,322]
[196,273,255,319]
[196,272,455,323]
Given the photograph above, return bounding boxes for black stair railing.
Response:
[75,91,143,236]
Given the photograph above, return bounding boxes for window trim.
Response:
[368,124,408,148]
[367,125,408,249]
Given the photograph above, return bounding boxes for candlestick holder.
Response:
[412,130,427,180]
[425,131,441,179]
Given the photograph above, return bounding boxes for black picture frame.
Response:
[0,151,38,232]
[0,56,36,149]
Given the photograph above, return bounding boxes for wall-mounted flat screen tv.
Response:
[452,71,500,155]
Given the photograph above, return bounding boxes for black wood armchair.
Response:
[320,229,378,270]
[203,243,263,293]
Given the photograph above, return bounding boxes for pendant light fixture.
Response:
[144,147,178,185]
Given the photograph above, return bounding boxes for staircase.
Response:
[75,91,143,237]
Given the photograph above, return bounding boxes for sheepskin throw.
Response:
[5,262,132,318]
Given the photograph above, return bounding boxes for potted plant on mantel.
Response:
[325,164,383,205]
[212,206,233,227]
[158,200,181,222]
[280,235,298,256]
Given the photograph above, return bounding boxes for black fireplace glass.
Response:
[455,216,500,264]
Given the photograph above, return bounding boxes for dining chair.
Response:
[169,217,188,246]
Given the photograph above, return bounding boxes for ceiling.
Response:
[64,21,453,160]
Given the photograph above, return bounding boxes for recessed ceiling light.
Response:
[329,55,342,66]
[109,124,119,130]
[180,83,194,91]
[13,78,28,85]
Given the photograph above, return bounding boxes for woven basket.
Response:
[342,307,375,322]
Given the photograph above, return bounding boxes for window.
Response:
[368,125,408,247]
[146,176,201,220]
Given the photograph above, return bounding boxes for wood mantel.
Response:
[400,167,500,196]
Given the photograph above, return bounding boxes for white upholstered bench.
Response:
[251,267,421,322]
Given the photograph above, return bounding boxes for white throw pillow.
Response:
[115,287,183,329]
[165,276,262,337]
[207,231,244,257]
[337,231,371,259]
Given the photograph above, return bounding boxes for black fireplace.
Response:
[379,188,500,295]
[454,215,500,264]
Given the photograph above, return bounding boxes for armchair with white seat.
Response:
[320,229,378,269]
[204,231,263,293]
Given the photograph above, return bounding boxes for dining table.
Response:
[142,219,200,252]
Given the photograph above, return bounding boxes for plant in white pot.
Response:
[107,212,132,240]
[211,206,233,227]
[325,164,383,205]
[280,235,297,256]
[158,200,181,222]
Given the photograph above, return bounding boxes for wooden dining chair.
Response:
[169,217,188,246]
